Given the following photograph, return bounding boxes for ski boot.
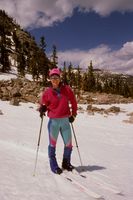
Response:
[62,147,74,171]
[48,145,62,175]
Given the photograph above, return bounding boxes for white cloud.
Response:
[76,0,133,16]
[0,0,74,28]
[57,41,133,75]
[1,0,133,28]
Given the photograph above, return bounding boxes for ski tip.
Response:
[80,174,86,178]
[91,195,104,200]
[116,191,124,196]
[98,197,105,200]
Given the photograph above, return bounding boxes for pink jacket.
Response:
[40,84,77,118]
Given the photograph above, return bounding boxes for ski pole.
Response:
[71,123,83,167]
[33,116,43,176]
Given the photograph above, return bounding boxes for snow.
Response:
[0,99,133,200]
[0,73,17,81]
[0,71,33,81]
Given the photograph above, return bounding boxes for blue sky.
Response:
[29,10,133,52]
[1,0,133,75]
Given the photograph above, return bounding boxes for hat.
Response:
[49,68,61,77]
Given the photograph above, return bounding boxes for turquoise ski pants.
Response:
[48,118,72,148]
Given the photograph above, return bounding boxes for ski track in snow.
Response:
[0,139,91,200]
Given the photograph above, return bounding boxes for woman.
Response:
[39,68,77,174]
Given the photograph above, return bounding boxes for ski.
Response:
[61,172,104,199]
[86,174,122,195]
[73,169,122,195]
[72,168,87,178]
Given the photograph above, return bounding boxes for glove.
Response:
[69,115,76,123]
[39,105,47,118]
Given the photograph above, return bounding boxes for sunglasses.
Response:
[50,75,60,80]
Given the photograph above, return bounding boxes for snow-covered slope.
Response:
[0,100,133,200]
[0,70,33,81]
[0,73,17,81]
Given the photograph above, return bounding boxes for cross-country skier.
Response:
[39,68,77,174]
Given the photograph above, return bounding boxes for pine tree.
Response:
[87,60,95,91]
[17,53,26,76]
[50,44,58,68]
[0,43,10,72]
[121,80,131,97]
[38,36,49,84]
[39,36,46,53]
[103,79,109,93]
[67,62,73,86]
[29,53,39,81]
[82,73,88,91]
[62,62,68,84]
[95,73,102,92]
[113,76,121,94]
[0,10,12,72]
[75,66,82,99]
